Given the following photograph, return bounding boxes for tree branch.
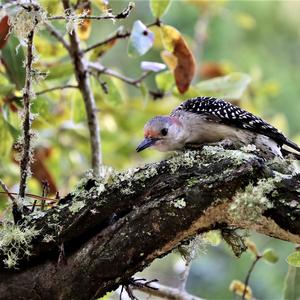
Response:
[62,0,102,177]
[47,2,134,21]
[0,148,299,299]
[18,28,35,202]
[43,21,71,52]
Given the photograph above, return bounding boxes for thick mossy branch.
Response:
[0,147,299,300]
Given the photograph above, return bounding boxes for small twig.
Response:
[18,27,35,202]
[178,260,193,292]
[119,278,158,300]
[132,280,204,300]
[40,180,50,211]
[8,85,79,101]
[84,31,130,53]
[48,2,134,21]
[83,20,159,53]
[44,21,71,52]
[0,191,58,202]
[0,179,16,204]
[89,62,151,87]
[178,240,197,292]
[242,256,261,300]
[35,84,79,96]
[0,179,22,223]
[95,76,108,94]
[90,62,165,100]
[62,0,102,177]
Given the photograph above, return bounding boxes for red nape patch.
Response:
[144,129,159,138]
[170,117,182,127]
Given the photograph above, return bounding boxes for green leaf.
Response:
[263,248,279,264]
[140,82,149,106]
[172,85,200,100]
[31,96,50,121]
[1,35,25,90]
[150,0,171,18]
[287,252,300,267]
[101,75,123,106]
[72,93,86,123]
[46,61,74,80]
[0,114,13,157]
[0,73,15,96]
[283,266,300,300]
[1,105,20,139]
[5,121,20,139]
[203,230,221,246]
[128,20,154,57]
[196,73,251,99]
[155,71,174,92]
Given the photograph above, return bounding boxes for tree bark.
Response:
[0,147,299,300]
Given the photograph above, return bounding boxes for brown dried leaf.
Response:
[173,35,196,93]
[0,16,10,49]
[78,1,92,41]
[31,147,57,195]
[160,25,196,94]
[200,61,225,79]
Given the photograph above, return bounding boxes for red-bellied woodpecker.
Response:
[136,96,300,159]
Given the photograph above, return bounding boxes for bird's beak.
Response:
[136,138,157,152]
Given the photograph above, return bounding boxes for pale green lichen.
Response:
[42,234,55,243]
[265,156,297,175]
[8,6,46,40]
[71,169,107,203]
[0,222,40,269]
[69,200,85,213]
[171,198,186,209]
[229,176,282,222]
[240,144,257,153]
[201,145,256,164]
[167,151,197,174]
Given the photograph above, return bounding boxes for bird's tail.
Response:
[281,148,300,160]
[284,138,300,153]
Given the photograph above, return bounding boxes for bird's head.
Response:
[136,116,183,152]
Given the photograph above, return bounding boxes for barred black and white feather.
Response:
[171,96,300,155]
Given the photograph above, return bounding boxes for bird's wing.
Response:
[171,96,300,153]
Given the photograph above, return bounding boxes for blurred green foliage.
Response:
[0,0,300,299]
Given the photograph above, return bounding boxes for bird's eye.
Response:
[161,128,168,136]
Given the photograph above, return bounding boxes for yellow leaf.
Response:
[150,0,171,18]
[161,50,177,71]
[229,280,252,300]
[160,25,181,52]
[245,239,259,257]
[90,39,117,60]
[94,0,110,12]
[151,26,164,49]
[235,12,256,30]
